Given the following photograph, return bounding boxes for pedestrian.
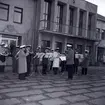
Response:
[9,41,17,74]
[42,47,49,75]
[33,46,41,73]
[60,52,66,75]
[15,45,28,80]
[65,44,74,80]
[74,51,79,74]
[52,48,60,75]
[81,50,89,75]
[49,50,54,71]
[25,45,33,77]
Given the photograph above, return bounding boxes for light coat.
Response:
[16,50,28,74]
[52,51,60,68]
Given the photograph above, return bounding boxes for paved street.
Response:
[0,67,105,105]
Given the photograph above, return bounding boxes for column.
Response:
[64,37,67,51]
[52,0,58,31]
[38,33,42,47]
[76,8,80,36]
[64,4,69,34]
[52,36,55,50]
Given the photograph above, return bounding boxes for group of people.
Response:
[14,44,90,81]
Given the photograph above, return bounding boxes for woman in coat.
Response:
[52,48,60,75]
[16,45,28,80]
[81,50,89,75]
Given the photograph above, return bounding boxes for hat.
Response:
[46,47,50,50]
[85,50,89,53]
[55,47,59,50]
[20,45,26,49]
[4,44,8,48]
[0,42,5,46]
[37,46,41,49]
[67,44,72,47]
[26,45,31,47]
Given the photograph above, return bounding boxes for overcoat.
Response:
[81,54,89,68]
[17,50,27,74]
[52,51,60,68]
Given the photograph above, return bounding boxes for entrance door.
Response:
[55,42,62,53]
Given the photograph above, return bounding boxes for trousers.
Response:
[66,64,74,79]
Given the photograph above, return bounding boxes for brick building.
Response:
[0,0,100,64]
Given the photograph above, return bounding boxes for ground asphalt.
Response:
[0,67,105,105]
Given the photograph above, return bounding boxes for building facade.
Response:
[96,14,105,64]
[0,0,36,47]
[38,0,98,64]
[0,0,99,64]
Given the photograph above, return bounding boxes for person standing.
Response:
[15,45,28,80]
[42,47,49,75]
[74,51,79,74]
[26,45,33,77]
[60,53,66,75]
[52,48,60,75]
[66,44,74,80]
[81,50,89,75]
[10,42,17,74]
[33,46,41,73]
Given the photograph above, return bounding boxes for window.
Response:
[88,14,92,30]
[78,10,84,36]
[0,2,9,21]
[56,3,63,32]
[77,45,83,54]
[13,7,23,24]
[43,0,52,30]
[41,40,50,52]
[101,29,105,40]
[69,7,75,34]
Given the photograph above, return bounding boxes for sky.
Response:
[86,0,105,16]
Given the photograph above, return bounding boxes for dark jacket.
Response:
[66,49,74,65]
[82,54,89,68]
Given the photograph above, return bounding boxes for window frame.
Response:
[101,29,105,40]
[0,2,9,21]
[43,0,52,29]
[56,3,64,32]
[13,6,23,24]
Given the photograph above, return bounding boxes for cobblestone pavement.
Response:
[0,68,105,105]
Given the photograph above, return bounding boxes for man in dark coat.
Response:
[66,44,74,80]
[25,45,33,77]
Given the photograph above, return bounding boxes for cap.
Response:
[26,45,31,47]
[55,47,59,50]
[37,46,41,49]
[20,45,26,49]
[4,44,8,48]
[85,50,89,53]
[46,47,50,50]
[67,44,72,47]
[0,42,5,46]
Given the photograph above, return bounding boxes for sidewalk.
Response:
[0,68,105,105]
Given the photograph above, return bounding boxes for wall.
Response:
[0,0,36,45]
